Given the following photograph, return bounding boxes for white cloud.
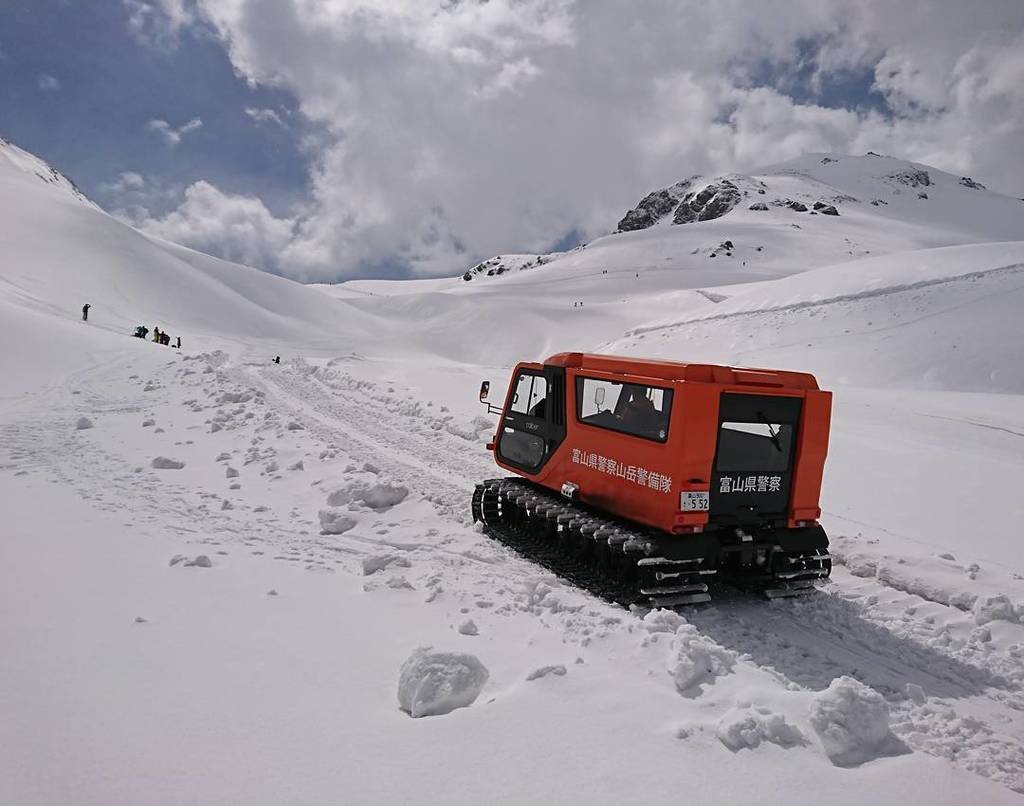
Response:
[146,117,203,146]
[136,0,1024,280]
[38,74,60,92]
[133,181,296,272]
[123,0,197,48]
[102,171,148,198]
[245,107,286,127]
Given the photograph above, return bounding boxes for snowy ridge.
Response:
[0,136,98,209]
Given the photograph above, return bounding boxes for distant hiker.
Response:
[134,325,148,339]
[82,303,91,321]
[153,327,161,343]
[175,336,181,349]
[161,332,170,346]
[274,356,281,364]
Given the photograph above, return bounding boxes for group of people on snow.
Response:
[84,304,286,363]
[133,325,180,348]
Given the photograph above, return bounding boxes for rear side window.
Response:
[716,422,793,472]
[576,377,672,442]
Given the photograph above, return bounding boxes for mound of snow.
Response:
[326,480,408,511]
[808,676,906,766]
[716,706,805,751]
[318,509,358,535]
[151,456,185,470]
[397,647,489,718]
[668,624,735,695]
[75,416,93,430]
[525,665,567,681]
[973,594,1018,626]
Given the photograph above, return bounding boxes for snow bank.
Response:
[716,706,805,751]
[397,648,489,718]
[151,456,185,470]
[668,624,735,695]
[809,676,905,766]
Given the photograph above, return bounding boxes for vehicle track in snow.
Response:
[251,357,1024,794]
[4,350,1021,793]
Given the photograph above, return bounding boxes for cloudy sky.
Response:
[2,0,1023,281]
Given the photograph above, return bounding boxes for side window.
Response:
[509,373,547,418]
[576,377,672,442]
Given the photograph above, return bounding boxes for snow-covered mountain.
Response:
[3,140,1024,805]
[457,152,1024,286]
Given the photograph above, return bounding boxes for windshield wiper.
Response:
[757,412,784,453]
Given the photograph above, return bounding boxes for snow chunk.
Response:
[184,555,212,568]
[318,509,358,535]
[361,554,410,575]
[716,706,805,751]
[526,665,567,681]
[668,624,735,695]
[151,456,185,470]
[75,416,94,430]
[642,608,687,634]
[397,648,489,718]
[808,676,905,766]
[457,619,479,636]
[327,480,408,511]
[972,593,1017,625]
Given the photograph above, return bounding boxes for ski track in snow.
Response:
[3,350,1024,794]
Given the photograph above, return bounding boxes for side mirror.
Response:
[594,387,606,408]
[479,381,490,402]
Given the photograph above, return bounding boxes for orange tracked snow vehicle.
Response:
[472,353,832,606]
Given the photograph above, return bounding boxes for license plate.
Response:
[680,491,709,511]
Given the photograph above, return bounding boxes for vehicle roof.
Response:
[544,352,820,390]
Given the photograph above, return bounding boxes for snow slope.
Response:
[2,141,1024,804]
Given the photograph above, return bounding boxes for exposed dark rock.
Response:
[749,202,768,211]
[617,189,680,231]
[821,157,838,165]
[672,179,743,225]
[885,169,931,188]
[819,205,839,216]
[787,201,808,212]
[616,177,698,232]
[812,201,827,210]
[462,272,472,281]
[870,199,888,206]
[917,192,928,200]
[959,176,986,190]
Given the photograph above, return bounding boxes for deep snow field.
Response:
[3,139,1024,805]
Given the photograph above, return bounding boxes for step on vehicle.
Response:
[472,353,832,607]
